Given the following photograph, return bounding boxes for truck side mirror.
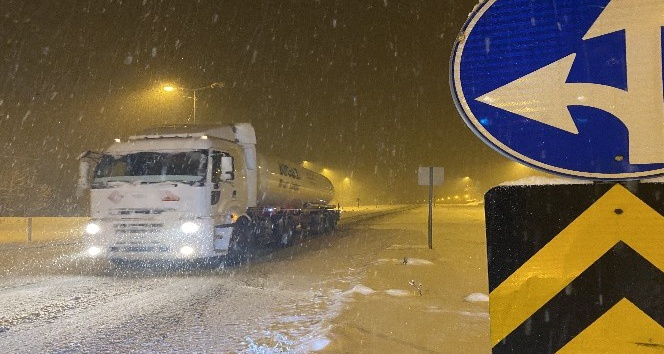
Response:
[77,151,104,198]
[220,156,234,181]
[77,158,90,197]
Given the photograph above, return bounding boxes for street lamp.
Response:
[163,82,224,123]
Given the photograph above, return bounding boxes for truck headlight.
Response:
[179,246,195,256]
[85,222,101,235]
[87,246,102,256]
[180,222,200,234]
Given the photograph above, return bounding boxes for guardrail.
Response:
[337,205,418,225]
[0,206,417,244]
[0,217,88,244]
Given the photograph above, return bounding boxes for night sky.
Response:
[0,0,533,215]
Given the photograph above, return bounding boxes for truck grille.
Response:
[114,208,169,215]
[113,222,164,235]
[109,245,169,253]
[110,222,169,253]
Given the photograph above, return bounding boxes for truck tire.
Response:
[324,213,338,232]
[225,218,252,266]
[308,213,324,235]
[278,217,297,247]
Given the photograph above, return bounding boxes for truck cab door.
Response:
[210,150,237,207]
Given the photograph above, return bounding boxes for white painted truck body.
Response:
[80,123,338,262]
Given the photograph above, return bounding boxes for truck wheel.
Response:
[225,218,252,266]
[279,219,297,247]
[324,214,337,232]
[311,214,326,234]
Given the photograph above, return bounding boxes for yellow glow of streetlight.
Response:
[160,82,223,123]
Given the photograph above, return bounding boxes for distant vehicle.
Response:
[78,123,339,265]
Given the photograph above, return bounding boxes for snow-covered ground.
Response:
[0,205,490,353]
[219,204,490,353]
[317,205,490,353]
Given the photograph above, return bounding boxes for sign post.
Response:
[418,166,443,249]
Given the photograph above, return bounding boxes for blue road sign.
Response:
[451,0,664,180]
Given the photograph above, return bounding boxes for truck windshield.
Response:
[92,150,208,187]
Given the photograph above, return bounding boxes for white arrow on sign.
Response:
[477,0,664,165]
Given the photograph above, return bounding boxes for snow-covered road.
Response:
[0,205,489,353]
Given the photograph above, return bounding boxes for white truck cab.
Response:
[79,123,338,264]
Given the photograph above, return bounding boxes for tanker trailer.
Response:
[78,123,340,265]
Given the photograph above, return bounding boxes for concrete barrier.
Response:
[0,218,30,243]
[0,217,89,244]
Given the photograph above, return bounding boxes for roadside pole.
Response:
[418,166,443,249]
[428,167,433,249]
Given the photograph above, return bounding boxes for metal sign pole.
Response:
[417,166,444,249]
[428,166,433,249]
[419,166,442,249]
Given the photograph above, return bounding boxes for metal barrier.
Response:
[0,217,88,244]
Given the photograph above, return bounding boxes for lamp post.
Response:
[163,82,224,123]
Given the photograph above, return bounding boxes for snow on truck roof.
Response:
[129,123,256,145]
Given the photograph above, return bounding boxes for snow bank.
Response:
[384,289,410,297]
[374,258,434,266]
[403,258,434,266]
[343,284,414,297]
[344,284,376,296]
[464,293,489,303]
[303,338,331,351]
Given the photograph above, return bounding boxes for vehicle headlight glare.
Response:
[85,223,101,235]
[180,246,195,256]
[87,246,102,256]
[180,222,200,234]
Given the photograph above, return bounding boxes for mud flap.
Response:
[213,225,232,252]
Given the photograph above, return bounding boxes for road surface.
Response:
[0,205,490,353]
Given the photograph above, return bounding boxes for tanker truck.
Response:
[78,123,340,265]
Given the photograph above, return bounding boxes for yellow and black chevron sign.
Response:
[485,183,664,353]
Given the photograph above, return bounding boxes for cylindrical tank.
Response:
[256,154,334,209]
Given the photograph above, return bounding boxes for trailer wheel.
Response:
[278,217,297,247]
[325,213,338,232]
[308,214,324,234]
[225,218,252,266]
